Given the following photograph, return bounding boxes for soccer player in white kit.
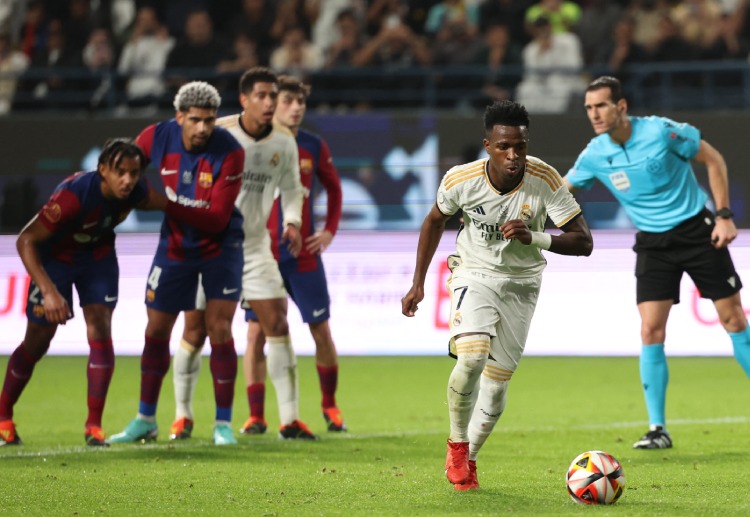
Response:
[169,67,314,440]
[402,100,593,490]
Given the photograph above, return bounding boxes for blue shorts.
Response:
[245,256,330,324]
[145,245,243,314]
[26,253,119,324]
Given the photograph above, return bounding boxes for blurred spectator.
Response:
[401,0,440,36]
[15,18,84,110]
[269,24,323,81]
[650,13,701,62]
[17,1,47,59]
[0,0,25,44]
[424,0,479,40]
[324,8,366,69]
[701,12,748,59]
[430,13,483,66]
[353,11,430,69]
[479,0,533,47]
[229,0,277,65]
[576,0,623,65]
[316,6,366,111]
[0,1,11,33]
[82,26,115,109]
[271,0,319,42]
[64,0,95,56]
[353,11,431,108]
[732,0,750,46]
[117,6,174,108]
[0,31,29,114]
[364,0,405,38]
[109,0,136,45]
[701,11,748,96]
[627,0,670,52]
[164,9,228,91]
[524,0,581,34]
[515,16,585,113]
[216,32,260,74]
[671,0,723,50]
[163,0,208,39]
[311,0,359,57]
[429,6,484,108]
[594,14,648,74]
[477,23,523,105]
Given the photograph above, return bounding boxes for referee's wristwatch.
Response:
[715,207,734,219]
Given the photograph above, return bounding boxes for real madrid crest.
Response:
[520,204,533,221]
[452,311,462,327]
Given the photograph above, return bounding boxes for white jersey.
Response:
[436,156,581,277]
[217,115,303,248]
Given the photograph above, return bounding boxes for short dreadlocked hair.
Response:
[173,81,221,112]
[483,100,530,135]
[98,138,146,170]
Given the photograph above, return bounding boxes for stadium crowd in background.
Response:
[0,0,749,113]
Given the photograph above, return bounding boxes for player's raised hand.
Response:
[305,229,333,255]
[282,223,303,257]
[401,285,424,317]
[500,219,532,245]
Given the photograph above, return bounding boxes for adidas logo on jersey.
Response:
[471,206,486,215]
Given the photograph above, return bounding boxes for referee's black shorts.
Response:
[633,208,742,304]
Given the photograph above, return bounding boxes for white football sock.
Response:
[267,335,298,426]
[447,335,490,442]
[173,339,202,420]
[468,363,511,461]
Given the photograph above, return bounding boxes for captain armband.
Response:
[530,231,552,250]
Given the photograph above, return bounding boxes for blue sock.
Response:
[216,406,232,423]
[640,344,668,428]
[138,402,157,418]
[728,326,750,378]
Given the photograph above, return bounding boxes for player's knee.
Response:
[182,329,207,349]
[481,377,509,405]
[264,317,290,337]
[640,325,665,345]
[718,305,747,333]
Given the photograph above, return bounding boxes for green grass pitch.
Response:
[1,355,749,516]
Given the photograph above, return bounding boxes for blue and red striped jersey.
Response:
[36,170,149,263]
[136,119,245,261]
[268,128,342,270]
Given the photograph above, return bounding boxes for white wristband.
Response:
[530,231,552,250]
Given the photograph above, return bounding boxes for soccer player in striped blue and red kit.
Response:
[0,138,167,446]
[109,81,245,446]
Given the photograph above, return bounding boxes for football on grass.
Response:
[566,450,625,505]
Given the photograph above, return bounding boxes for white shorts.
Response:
[447,265,541,373]
[240,234,286,303]
[194,234,286,310]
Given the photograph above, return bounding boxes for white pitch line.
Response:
[3,416,749,458]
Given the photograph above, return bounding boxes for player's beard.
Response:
[190,134,209,152]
